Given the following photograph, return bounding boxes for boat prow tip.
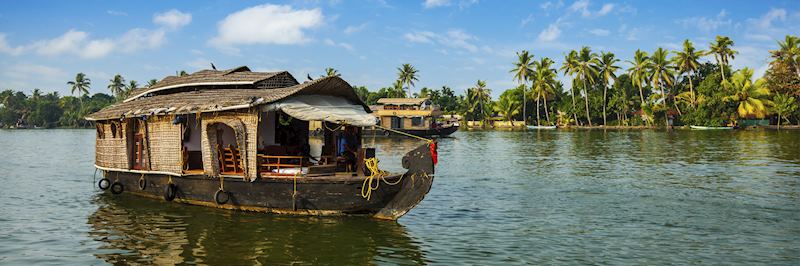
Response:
[373,143,436,220]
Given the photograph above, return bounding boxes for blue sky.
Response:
[1,0,798,98]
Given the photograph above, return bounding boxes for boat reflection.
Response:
[88,194,427,265]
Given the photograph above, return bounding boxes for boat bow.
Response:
[373,142,436,220]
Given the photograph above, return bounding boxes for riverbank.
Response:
[466,125,800,130]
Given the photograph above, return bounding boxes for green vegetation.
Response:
[4,35,800,129]
[1,72,143,128]
[356,34,800,128]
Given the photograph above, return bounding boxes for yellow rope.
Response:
[361,157,403,201]
[373,125,433,143]
[324,122,344,132]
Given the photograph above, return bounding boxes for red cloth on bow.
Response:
[429,141,438,165]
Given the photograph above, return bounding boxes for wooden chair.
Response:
[219,144,243,174]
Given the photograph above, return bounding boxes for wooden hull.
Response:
[99,143,436,220]
[690,125,734,130]
[365,125,458,138]
[526,125,557,130]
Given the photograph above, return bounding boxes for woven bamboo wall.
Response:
[146,116,182,174]
[200,110,259,180]
[95,122,128,169]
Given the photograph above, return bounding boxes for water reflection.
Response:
[88,194,427,265]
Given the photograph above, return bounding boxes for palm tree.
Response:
[510,50,534,124]
[177,70,189,77]
[770,35,800,79]
[673,39,705,108]
[709,36,737,82]
[575,46,600,126]
[67,72,91,110]
[626,49,650,105]
[560,50,581,124]
[397,64,419,97]
[126,80,139,99]
[598,52,620,126]
[470,80,491,124]
[107,74,125,99]
[531,57,557,125]
[147,79,158,87]
[772,93,797,129]
[383,80,404,98]
[494,93,521,126]
[324,67,341,77]
[723,68,773,119]
[649,47,675,126]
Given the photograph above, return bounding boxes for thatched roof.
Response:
[376,98,429,105]
[86,76,368,121]
[124,66,298,102]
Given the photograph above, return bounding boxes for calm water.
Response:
[0,129,798,265]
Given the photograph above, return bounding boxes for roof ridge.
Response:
[223,66,251,75]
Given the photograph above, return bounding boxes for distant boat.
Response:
[527,125,557,130]
[689,125,734,130]
[367,97,459,138]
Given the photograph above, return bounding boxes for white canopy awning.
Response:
[268,95,377,127]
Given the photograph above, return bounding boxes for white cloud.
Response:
[569,0,590,17]
[677,9,731,32]
[323,38,354,51]
[118,28,166,53]
[457,0,479,9]
[403,29,478,52]
[153,9,192,30]
[588,28,609,36]
[538,23,561,42]
[444,29,477,52]
[404,31,436,43]
[210,4,324,51]
[1,63,68,91]
[597,4,614,16]
[344,23,368,35]
[82,39,115,58]
[0,33,25,55]
[751,8,786,30]
[106,10,128,16]
[540,0,564,11]
[520,14,535,27]
[424,0,451,9]
[33,30,87,56]
[0,9,189,59]
[744,8,791,42]
[568,0,613,18]
[732,45,771,78]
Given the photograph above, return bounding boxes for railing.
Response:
[258,155,305,176]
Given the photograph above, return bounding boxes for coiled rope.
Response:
[361,157,403,201]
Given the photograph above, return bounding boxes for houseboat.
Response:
[366,98,458,138]
[86,66,436,220]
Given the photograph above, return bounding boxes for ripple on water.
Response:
[1,129,799,264]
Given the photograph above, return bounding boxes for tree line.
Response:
[0,72,167,128]
[3,35,798,128]
[353,35,800,128]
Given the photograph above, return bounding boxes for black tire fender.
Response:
[164,183,177,201]
[98,178,111,190]
[138,178,147,190]
[214,189,229,205]
[110,182,124,194]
